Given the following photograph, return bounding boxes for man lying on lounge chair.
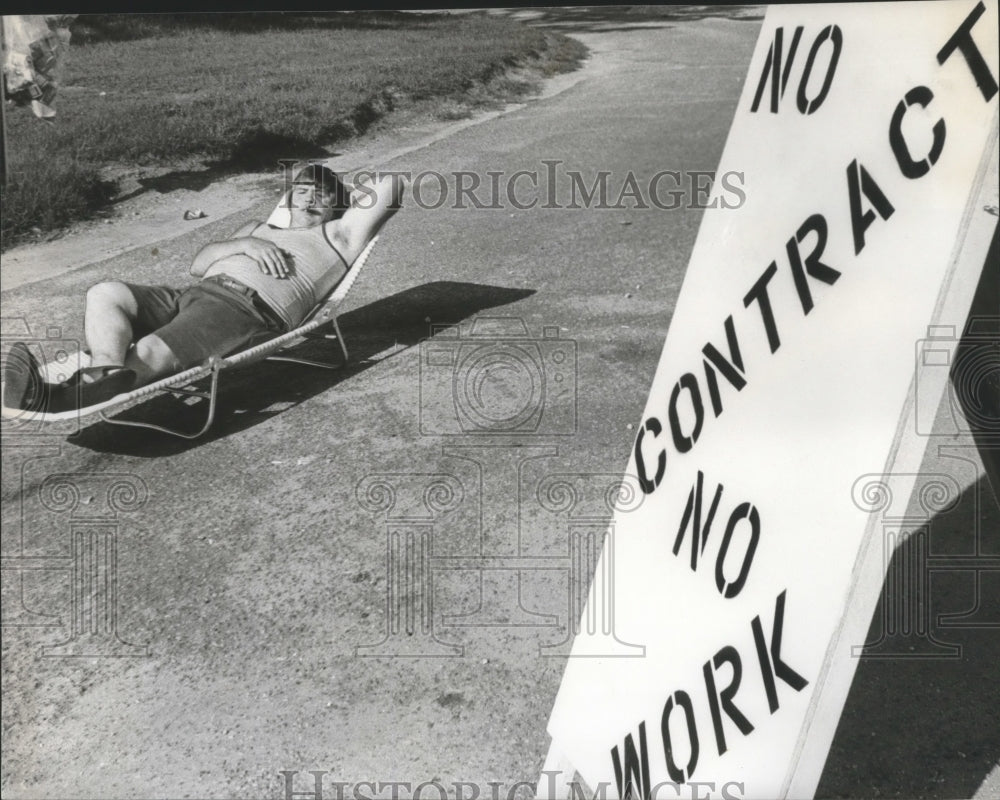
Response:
[4,165,404,413]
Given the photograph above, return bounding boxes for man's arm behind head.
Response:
[329,171,408,264]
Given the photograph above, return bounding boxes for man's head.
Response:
[287,164,350,227]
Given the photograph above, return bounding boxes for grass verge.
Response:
[1,12,586,251]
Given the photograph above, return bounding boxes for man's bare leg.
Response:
[85,281,140,370]
[3,281,141,410]
[85,282,182,386]
[3,282,177,411]
[126,334,182,387]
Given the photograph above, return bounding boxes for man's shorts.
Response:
[124,277,287,368]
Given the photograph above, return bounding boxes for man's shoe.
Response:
[45,366,137,413]
[2,343,45,411]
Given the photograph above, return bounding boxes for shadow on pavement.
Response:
[817,474,1000,798]
[67,281,534,457]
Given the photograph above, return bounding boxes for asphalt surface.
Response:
[2,8,998,800]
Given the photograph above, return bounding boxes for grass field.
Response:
[1,12,586,250]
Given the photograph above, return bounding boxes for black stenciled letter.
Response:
[847,160,895,255]
[674,471,724,572]
[937,1,998,102]
[611,721,652,800]
[702,315,747,418]
[715,502,761,599]
[634,417,667,495]
[796,24,843,114]
[662,691,700,784]
[786,213,840,315]
[668,374,705,454]
[703,646,755,756]
[743,262,781,353]
[752,590,809,714]
[890,86,946,180]
[750,26,804,113]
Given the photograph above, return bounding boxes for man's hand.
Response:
[238,237,290,278]
[189,222,291,278]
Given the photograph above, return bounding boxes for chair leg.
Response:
[98,366,221,439]
[331,314,349,361]
[265,314,349,369]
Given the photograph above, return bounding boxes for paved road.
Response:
[2,8,997,800]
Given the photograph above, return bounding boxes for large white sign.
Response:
[545,2,999,798]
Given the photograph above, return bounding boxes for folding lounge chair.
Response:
[1,235,378,439]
